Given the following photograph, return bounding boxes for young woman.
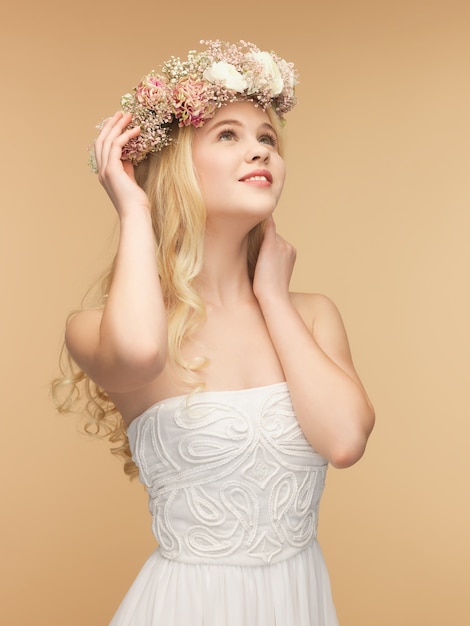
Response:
[55,40,375,625]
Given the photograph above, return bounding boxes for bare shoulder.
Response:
[64,306,171,423]
[289,292,344,332]
[64,308,103,356]
[66,307,103,328]
[290,291,360,376]
[63,307,110,389]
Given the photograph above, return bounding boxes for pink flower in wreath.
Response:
[171,77,216,127]
[135,74,168,108]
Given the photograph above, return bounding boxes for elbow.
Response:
[131,345,167,379]
[329,443,366,469]
[100,343,167,393]
[329,409,375,469]
[123,343,167,382]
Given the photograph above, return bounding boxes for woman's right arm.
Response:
[65,112,168,393]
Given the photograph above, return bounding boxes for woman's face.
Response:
[192,101,286,225]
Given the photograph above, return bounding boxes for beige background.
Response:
[1,1,469,624]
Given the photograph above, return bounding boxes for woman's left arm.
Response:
[254,217,375,468]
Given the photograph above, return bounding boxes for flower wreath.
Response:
[91,40,298,170]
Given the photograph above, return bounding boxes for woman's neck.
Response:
[196,228,255,307]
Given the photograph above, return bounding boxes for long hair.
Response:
[52,107,284,478]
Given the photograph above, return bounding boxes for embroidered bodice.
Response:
[127,382,328,567]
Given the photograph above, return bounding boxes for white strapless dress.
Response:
[109,382,339,625]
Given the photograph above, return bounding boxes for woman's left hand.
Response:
[253,216,296,305]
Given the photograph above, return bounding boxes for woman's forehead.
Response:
[199,101,272,132]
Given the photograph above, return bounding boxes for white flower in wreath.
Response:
[248,51,284,96]
[203,61,248,93]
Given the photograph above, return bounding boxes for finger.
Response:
[265,214,275,227]
[95,113,138,173]
[95,112,131,169]
[261,215,277,244]
[93,113,120,170]
[98,111,131,141]
[94,112,124,150]
[103,123,140,171]
[95,112,132,160]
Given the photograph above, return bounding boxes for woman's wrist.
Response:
[256,289,293,317]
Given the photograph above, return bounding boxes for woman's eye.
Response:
[218,130,235,141]
[259,133,277,147]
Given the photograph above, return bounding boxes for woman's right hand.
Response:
[93,111,150,216]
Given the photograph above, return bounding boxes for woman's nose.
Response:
[246,141,270,163]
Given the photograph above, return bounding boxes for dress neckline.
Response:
[127,381,289,433]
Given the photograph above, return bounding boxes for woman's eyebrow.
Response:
[207,118,243,131]
[207,119,276,134]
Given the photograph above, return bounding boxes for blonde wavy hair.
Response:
[52,107,284,479]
